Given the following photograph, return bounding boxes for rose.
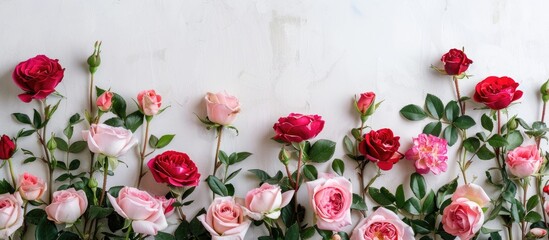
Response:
[405,134,448,175]
[544,184,549,195]
[197,196,251,240]
[0,193,23,239]
[147,151,201,187]
[82,124,138,157]
[273,113,325,143]
[96,91,113,112]
[442,198,484,240]
[243,183,294,220]
[108,187,168,235]
[528,228,548,238]
[473,76,523,110]
[45,188,87,224]
[12,55,65,103]
[452,183,490,208]
[138,90,162,116]
[307,173,352,231]
[154,196,176,217]
[440,48,473,75]
[506,145,543,178]
[350,207,414,240]
[205,92,241,126]
[356,92,376,115]
[18,172,47,201]
[0,135,15,160]
[359,128,402,170]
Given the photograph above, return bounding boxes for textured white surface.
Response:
[2,0,549,239]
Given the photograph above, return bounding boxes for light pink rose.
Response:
[18,172,47,201]
[442,198,484,240]
[96,91,113,112]
[197,196,251,240]
[307,173,352,231]
[243,183,294,220]
[137,90,162,116]
[405,134,448,175]
[452,183,490,208]
[529,228,547,238]
[154,195,176,217]
[350,207,414,240]
[544,201,549,215]
[82,124,138,158]
[45,188,87,224]
[506,145,543,178]
[0,193,23,239]
[205,92,241,126]
[108,187,167,235]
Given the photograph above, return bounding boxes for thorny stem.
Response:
[137,119,151,187]
[7,159,16,187]
[453,76,465,115]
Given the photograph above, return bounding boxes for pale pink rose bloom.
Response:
[0,193,23,239]
[405,134,448,175]
[82,124,138,157]
[205,92,241,126]
[197,196,251,240]
[108,187,167,235]
[243,183,294,220]
[442,198,484,240]
[506,145,543,178]
[45,188,87,224]
[350,207,414,240]
[96,91,113,112]
[529,228,547,238]
[137,90,162,116]
[154,195,176,217]
[18,172,47,201]
[452,183,490,208]
[307,173,352,231]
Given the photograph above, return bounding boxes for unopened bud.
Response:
[47,137,57,150]
[87,41,102,74]
[541,79,549,102]
[88,177,98,189]
[527,228,547,239]
[278,147,290,165]
[507,117,518,131]
[331,234,341,240]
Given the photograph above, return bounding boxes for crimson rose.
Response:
[147,151,200,187]
[358,128,402,170]
[0,135,15,160]
[473,76,523,110]
[441,49,472,75]
[12,55,65,103]
[273,113,325,143]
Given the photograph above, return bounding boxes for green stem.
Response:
[89,73,95,116]
[293,145,304,214]
[72,225,84,239]
[364,167,382,191]
[7,159,16,187]
[452,76,465,115]
[212,127,223,177]
[125,222,133,240]
[98,156,109,206]
[38,100,53,203]
[521,179,529,239]
[537,176,548,227]
[137,119,151,187]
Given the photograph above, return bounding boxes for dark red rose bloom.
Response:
[358,128,402,171]
[273,113,325,143]
[147,151,200,187]
[0,135,15,160]
[12,55,65,103]
[544,185,549,195]
[441,49,473,75]
[473,76,523,110]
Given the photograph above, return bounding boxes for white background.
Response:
[2,0,549,239]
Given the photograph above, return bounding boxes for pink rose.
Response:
[306,174,352,231]
[544,201,549,215]
[197,196,251,240]
[12,55,65,102]
[529,228,547,238]
[452,183,490,208]
[243,183,294,220]
[154,195,176,217]
[506,145,542,178]
[356,92,376,115]
[405,134,448,175]
[82,124,138,158]
[45,188,87,224]
[96,91,113,112]
[108,187,168,235]
[442,198,484,240]
[0,193,23,239]
[350,207,414,240]
[18,172,47,201]
[205,92,241,126]
[138,90,162,116]
[273,113,325,143]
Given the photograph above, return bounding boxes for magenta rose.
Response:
[405,134,448,175]
[12,55,65,103]
[350,207,414,240]
[45,188,87,224]
[473,76,523,110]
[356,92,376,115]
[205,92,241,126]
[138,90,162,116]
[18,172,47,201]
[0,193,23,239]
[442,198,484,240]
[506,145,543,178]
[273,113,325,143]
[197,196,251,240]
[440,49,473,75]
[307,173,352,231]
[359,128,402,171]
[243,183,294,220]
[147,151,201,187]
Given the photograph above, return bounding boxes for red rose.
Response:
[441,49,473,75]
[273,113,325,143]
[543,185,549,195]
[358,128,402,170]
[12,55,65,103]
[147,151,200,187]
[0,135,15,160]
[473,76,523,110]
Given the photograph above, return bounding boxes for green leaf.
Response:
[26,208,47,225]
[35,218,58,240]
[481,114,494,132]
[69,141,87,153]
[13,113,32,125]
[301,227,316,239]
[400,104,427,121]
[425,94,444,119]
[69,160,80,170]
[285,223,300,240]
[230,152,252,165]
[487,135,507,148]
[155,232,176,240]
[463,137,481,153]
[112,92,127,118]
[490,232,502,240]
[453,115,476,130]
[410,173,427,199]
[422,190,436,214]
[423,121,442,136]
[527,195,540,211]
[477,145,496,160]
[225,168,242,183]
[33,109,42,128]
[104,117,125,127]
[155,134,175,148]
[525,211,542,223]
[54,137,69,152]
[308,139,336,163]
[23,157,37,164]
[444,101,459,122]
[0,179,15,194]
[506,131,524,150]
[149,135,159,148]
[303,165,318,180]
[125,111,144,132]
[368,187,393,206]
[395,184,405,208]
[315,226,334,240]
[174,220,190,239]
[248,169,271,182]
[442,125,458,146]
[69,113,81,124]
[63,125,73,139]
[88,205,113,220]
[58,232,80,240]
[411,219,431,234]
[403,198,421,215]
[351,193,367,210]
[343,135,355,155]
[207,175,228,196]
[331,158,345,176]
[18,129,35,138]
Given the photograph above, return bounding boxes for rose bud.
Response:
[18,173,47,201]
[243,183,294,220]
[87,41,102,74]
[96,91,113,112]
[355,92,376,117]
[137,90,162,116]
[528,228,548,239]
[205,92,241,126]
[473,76,523,110]
[440,48,473,76]
[82,124,138,158]
[350,207,414,240]
[0,135,15,160]
[12,55,65,103]
[198,196,251,239]
[307,173,352,231]
[506,145,543,178]
[45,188,88,225]
[147,151,201,187]
[273,113,325,143]
[0,193,24,239]
[541,79,549,102]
